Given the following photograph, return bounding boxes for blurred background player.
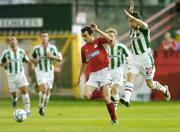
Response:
[0,35,32,116]
[120,0,171,107]
[159,32,177,51]
[105,28,130,112]
[31,31,62,116]
[77,24,118,124]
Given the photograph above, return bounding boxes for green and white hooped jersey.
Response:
[32,43,61,72]
[0,47,29,74]
[130,24,151,55]
[108,42,129,69]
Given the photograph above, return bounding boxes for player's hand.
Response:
[32,58,40,64]
[3,60,10,67]
[90,23,98,31]
[47,52,54,59]
[129,0,134,14]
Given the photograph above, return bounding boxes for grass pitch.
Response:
[0,96,180,132]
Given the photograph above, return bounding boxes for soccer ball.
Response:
[13,109,27,122]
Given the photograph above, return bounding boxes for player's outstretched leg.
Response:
[103,85,118,125]
[146,80,171,101]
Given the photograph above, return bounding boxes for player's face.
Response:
[128,19,137,29]
[81,31,92,43]
[9,36,17,47]
[41,33,49,44]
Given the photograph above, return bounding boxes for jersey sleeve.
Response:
[53,46,59,56]
[31,47,37,59]
[53,46,62,61]
[123,45,130,57]
[22,51,30,62]
[97,36,108,45]
[139,24,149,36]
[81,49,86,63]
[0,51,7,64]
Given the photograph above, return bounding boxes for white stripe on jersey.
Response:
[0,47,29,74]
[32,43,61,72]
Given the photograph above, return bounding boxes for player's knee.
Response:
[146,81,153,89]
[83,93,91,100]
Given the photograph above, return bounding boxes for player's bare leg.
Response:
[120,73,136,107]
[38,84,48,116]
[11,91,18,108]
[146,79,171,101]
[111,84,120,112]
[83,85,97,99]
[20,86,31,116]
[103,85,117,124]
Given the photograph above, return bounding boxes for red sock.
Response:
[91,89,104,100]
[106,102,117,121]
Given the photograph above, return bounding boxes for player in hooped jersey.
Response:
[78,24,118,124]
[120,0,171,107]
[0,35,32,116]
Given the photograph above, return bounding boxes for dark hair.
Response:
[81,26,93,35]
[131,11,142,20]
[40,30,48,35]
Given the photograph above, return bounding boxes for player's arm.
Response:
[0,53,9,67]
[47,46,62,62]
[77,63,87,84]
[129,0,134,14]
[90,23,115,48]
[124,10,148,29]
[31,48,40,64]
[21,51,34,70]
[77,49,87,84]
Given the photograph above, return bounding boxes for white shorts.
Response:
[127,52,155,80]
[110,67,124,86]
[86,68,112,88]
[7,72,29,93]
[35,70,54,89]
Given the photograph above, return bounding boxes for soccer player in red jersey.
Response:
[77,23,118,124]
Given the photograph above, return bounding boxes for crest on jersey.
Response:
[94,44,98,48]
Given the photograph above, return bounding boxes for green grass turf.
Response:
[0,96,180,132]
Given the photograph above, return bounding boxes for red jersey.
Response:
[81,36,109,74]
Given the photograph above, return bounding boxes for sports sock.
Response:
[106,102,117,121]
[22,93,31,113]
[124,82,134,102]
[112,94,119,112]
[12,96,18,102]
[44,94,50,107]
[39,92,46,108]
[153,81,166,93]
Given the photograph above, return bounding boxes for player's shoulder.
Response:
[95,36,105,41]
[2,48,10,55]
[33,45,41,50]
[49,43,57,49]
[18,47,26,52]
[81,43,88,49]
[117,43,127,49]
